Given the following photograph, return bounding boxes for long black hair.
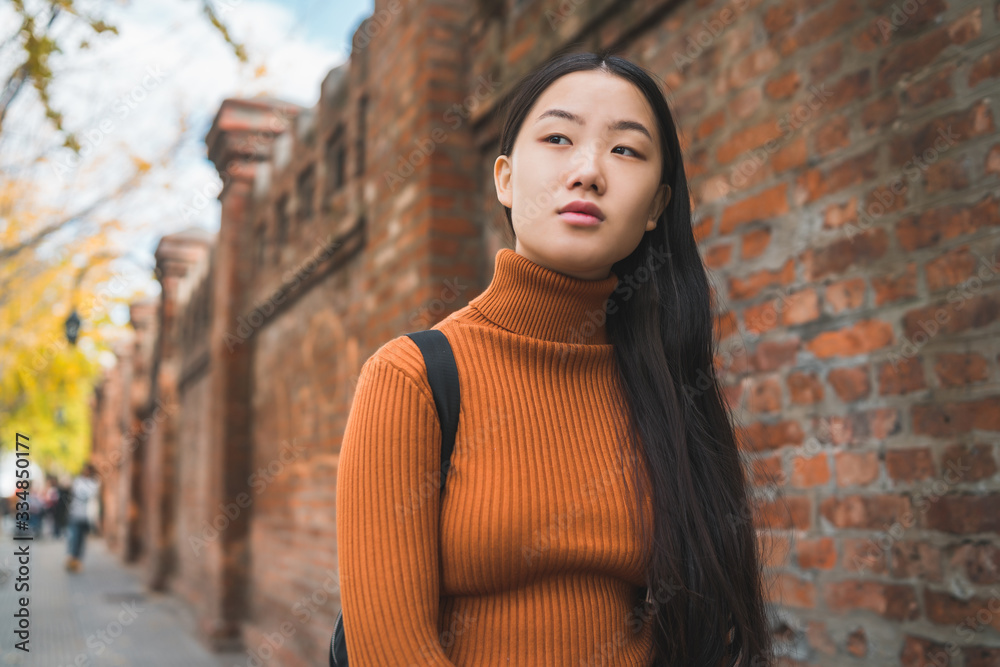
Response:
[496,49,774,667]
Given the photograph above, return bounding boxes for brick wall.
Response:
[91,0,1000,664]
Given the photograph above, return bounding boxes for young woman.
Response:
[336,50,773,666]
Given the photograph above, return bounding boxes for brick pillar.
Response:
[142,230,214,591]
[124,299,158,563]
[200,98,302,649]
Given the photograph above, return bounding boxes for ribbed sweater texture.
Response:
[336,248,656,666]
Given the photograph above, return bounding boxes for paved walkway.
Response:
[0,528,246,667]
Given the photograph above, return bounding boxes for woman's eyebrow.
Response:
[535,108,652,142]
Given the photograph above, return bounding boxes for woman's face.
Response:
[494,69,671,280]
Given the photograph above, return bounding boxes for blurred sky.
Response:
[0,0,374,327]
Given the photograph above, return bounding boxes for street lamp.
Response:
[65,310,81,345]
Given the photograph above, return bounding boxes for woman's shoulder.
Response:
[361,333,434,400]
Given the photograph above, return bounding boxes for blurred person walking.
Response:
[65,462,100,573]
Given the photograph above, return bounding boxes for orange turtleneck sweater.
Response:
[336,248,656,666]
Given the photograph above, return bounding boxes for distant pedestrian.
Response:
[42,475,60,538]
[65,462,100,573]
[52,476,70,538]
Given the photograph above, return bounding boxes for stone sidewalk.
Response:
[0,529,247,666]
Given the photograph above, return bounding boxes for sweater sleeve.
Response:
[335,354,458,666]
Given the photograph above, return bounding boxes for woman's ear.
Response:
[494,154,513,209]
[645,183,672,231]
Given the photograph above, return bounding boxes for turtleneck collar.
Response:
[468,248,620,345]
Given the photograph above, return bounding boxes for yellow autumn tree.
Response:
[0,1,249,475]
[0,176,151,474]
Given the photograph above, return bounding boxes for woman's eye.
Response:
[613,146,640,158]
[544,135,640,158]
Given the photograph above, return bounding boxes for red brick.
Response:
[751,455,784,487]
[696,109,726,141]
[806,621,838,656]
[941,443,996,483]
[934,353,989,387]
[763,3,795,34]
[773,135,807,173]
[797,537,836,570]
[862,182,909,218]
[819,494,912,529]
[714,309,740,342]
[743,300,780,336]
[861,93,899,133]
[948,541,1000,584]
[815,115,851,156]
[720,184,790,234]
[925,588,1000,632]
[814,408,900,447]
[795,147,879,205]
[901,293,1000,341]
[781,288,820,326]
[886,447,935,482]
[890,541,942,581]
[790,453,831,487]
[693,216,713,243]
[805,319,894,358]
[843,538,888,574]
[801,228,889,281]
[740,419,805,452]
[878,357,927,395]
[761,532,792,568]
[750,337,801,372]
[923,494,1000,533]
[827,70,872,111]
[872,263,918,305]
[970,48,1000,88]
[835,450,879,487]
[823,196,858,230]
[756,496,812,530]
[988,144,1000,176]
[788,371,825,405]
[846,627,867,657]
[926,246,979,291]
[728,258,796,300]
[903,64,956,108]
[896,194,1000,251]
[809,42,842,81]
[828,365,871,402]
[725,46,780,91]
[877,28,951,87]
[778,0,864,57]
[741,227,772,259]
[825,277,866,314]
[770,572,816,608]
[765,69,800,99]
[823,580,919,620]
[732,87,762,120]
[703,242,732,269]
[748,376,783,413]
[947,7,982,45]
[912,397,1000,436]
[924,159,970,194]
[901,635,954,667]
[890,102,993,167]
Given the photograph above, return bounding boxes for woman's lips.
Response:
[559,211,602,226]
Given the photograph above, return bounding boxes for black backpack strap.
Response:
[330,329,459,667]
[405,329,460,491]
